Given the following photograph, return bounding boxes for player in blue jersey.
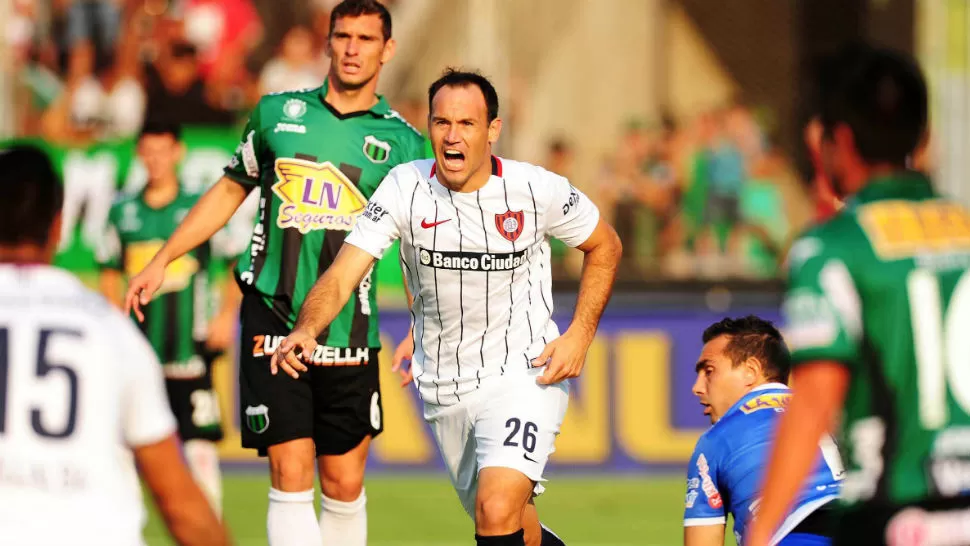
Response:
[683,316,844,546]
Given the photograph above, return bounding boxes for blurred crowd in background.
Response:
[6,0,811,283]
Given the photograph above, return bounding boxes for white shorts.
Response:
[423,367,570,518]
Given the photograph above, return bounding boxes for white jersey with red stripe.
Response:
[346,156,599,406]
[0,265,176,545]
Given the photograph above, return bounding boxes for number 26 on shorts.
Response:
[504,417,539,460]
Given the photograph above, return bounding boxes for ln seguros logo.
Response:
[271,158,368,233]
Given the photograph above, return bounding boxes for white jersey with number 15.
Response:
[0,265,176,546]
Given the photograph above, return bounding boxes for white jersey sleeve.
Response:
[345,164,411,259]
[116,316,177,447]
[544,172,600,247]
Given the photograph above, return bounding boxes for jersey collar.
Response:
[429,156,503,180]
[845,170,936,210]
[749,382,790,393]
[319,78,391,119]
[715,382,790,424]
[139,184,184,211]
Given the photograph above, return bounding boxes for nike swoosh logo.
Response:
[523,453,537,463]
[421,218,451,229]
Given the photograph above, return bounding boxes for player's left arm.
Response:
[746,236,859,546]
[685,525,726,546]
[683,438,728,546]
[533,174,622,385]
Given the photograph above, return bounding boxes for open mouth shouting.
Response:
[442,149,466,171]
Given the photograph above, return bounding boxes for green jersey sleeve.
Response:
[782,234,864,369]
[223,101,267,187]
[419,136,433,160]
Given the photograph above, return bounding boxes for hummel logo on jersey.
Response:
[418,247,528,271]
[421,218,451,229]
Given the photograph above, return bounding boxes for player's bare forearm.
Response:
[568,219,622,343]
[747,361,849,546]
[152,177,251,266]
[293,244,377,337]
[684,524,725,546]
[135,435,230,546]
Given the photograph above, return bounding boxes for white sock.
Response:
[183,440,222,517]
[268,488,320,546]
[319,488,367,546]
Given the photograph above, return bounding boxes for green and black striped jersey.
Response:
[224,81,427,348]
[99,188,233,372]
[784,172,970,509]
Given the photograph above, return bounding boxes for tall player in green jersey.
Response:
[98,123,239,517]
[748,47,970,546]
[123,2,426,545]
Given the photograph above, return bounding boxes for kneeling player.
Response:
[684,316,843,546]
[99,123,239,514]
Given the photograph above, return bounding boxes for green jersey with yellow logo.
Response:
[224,82,426,347]
[99,189,231,371]
[783,172,970,511]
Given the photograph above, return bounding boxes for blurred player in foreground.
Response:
[748,46,970,546]
[123,1,427,544]
[684,316,842,546]
[0,146,228,545]
[272,68,623,546]
[99,122,241,515]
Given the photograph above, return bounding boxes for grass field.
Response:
[143,472,737,546]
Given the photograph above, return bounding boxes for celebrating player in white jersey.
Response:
[0,146,228,546]
[272,69,622,546]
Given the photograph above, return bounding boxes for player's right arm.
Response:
[124,103,267,321]
[683,437,727,546]
[117,316,230,545]
[747,234,858,546]
[272,166,409,378]
[124,176,251,320]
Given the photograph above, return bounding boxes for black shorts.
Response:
[835,496,970,546]
[165,347,224,443]
[238,294,383,457]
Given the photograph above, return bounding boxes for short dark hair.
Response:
[817,44,928,166]
[0,145,63,247]
[702,315,791,384]
[428,68,499,122]
[330,0,392,41]
[139,121,182,142]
